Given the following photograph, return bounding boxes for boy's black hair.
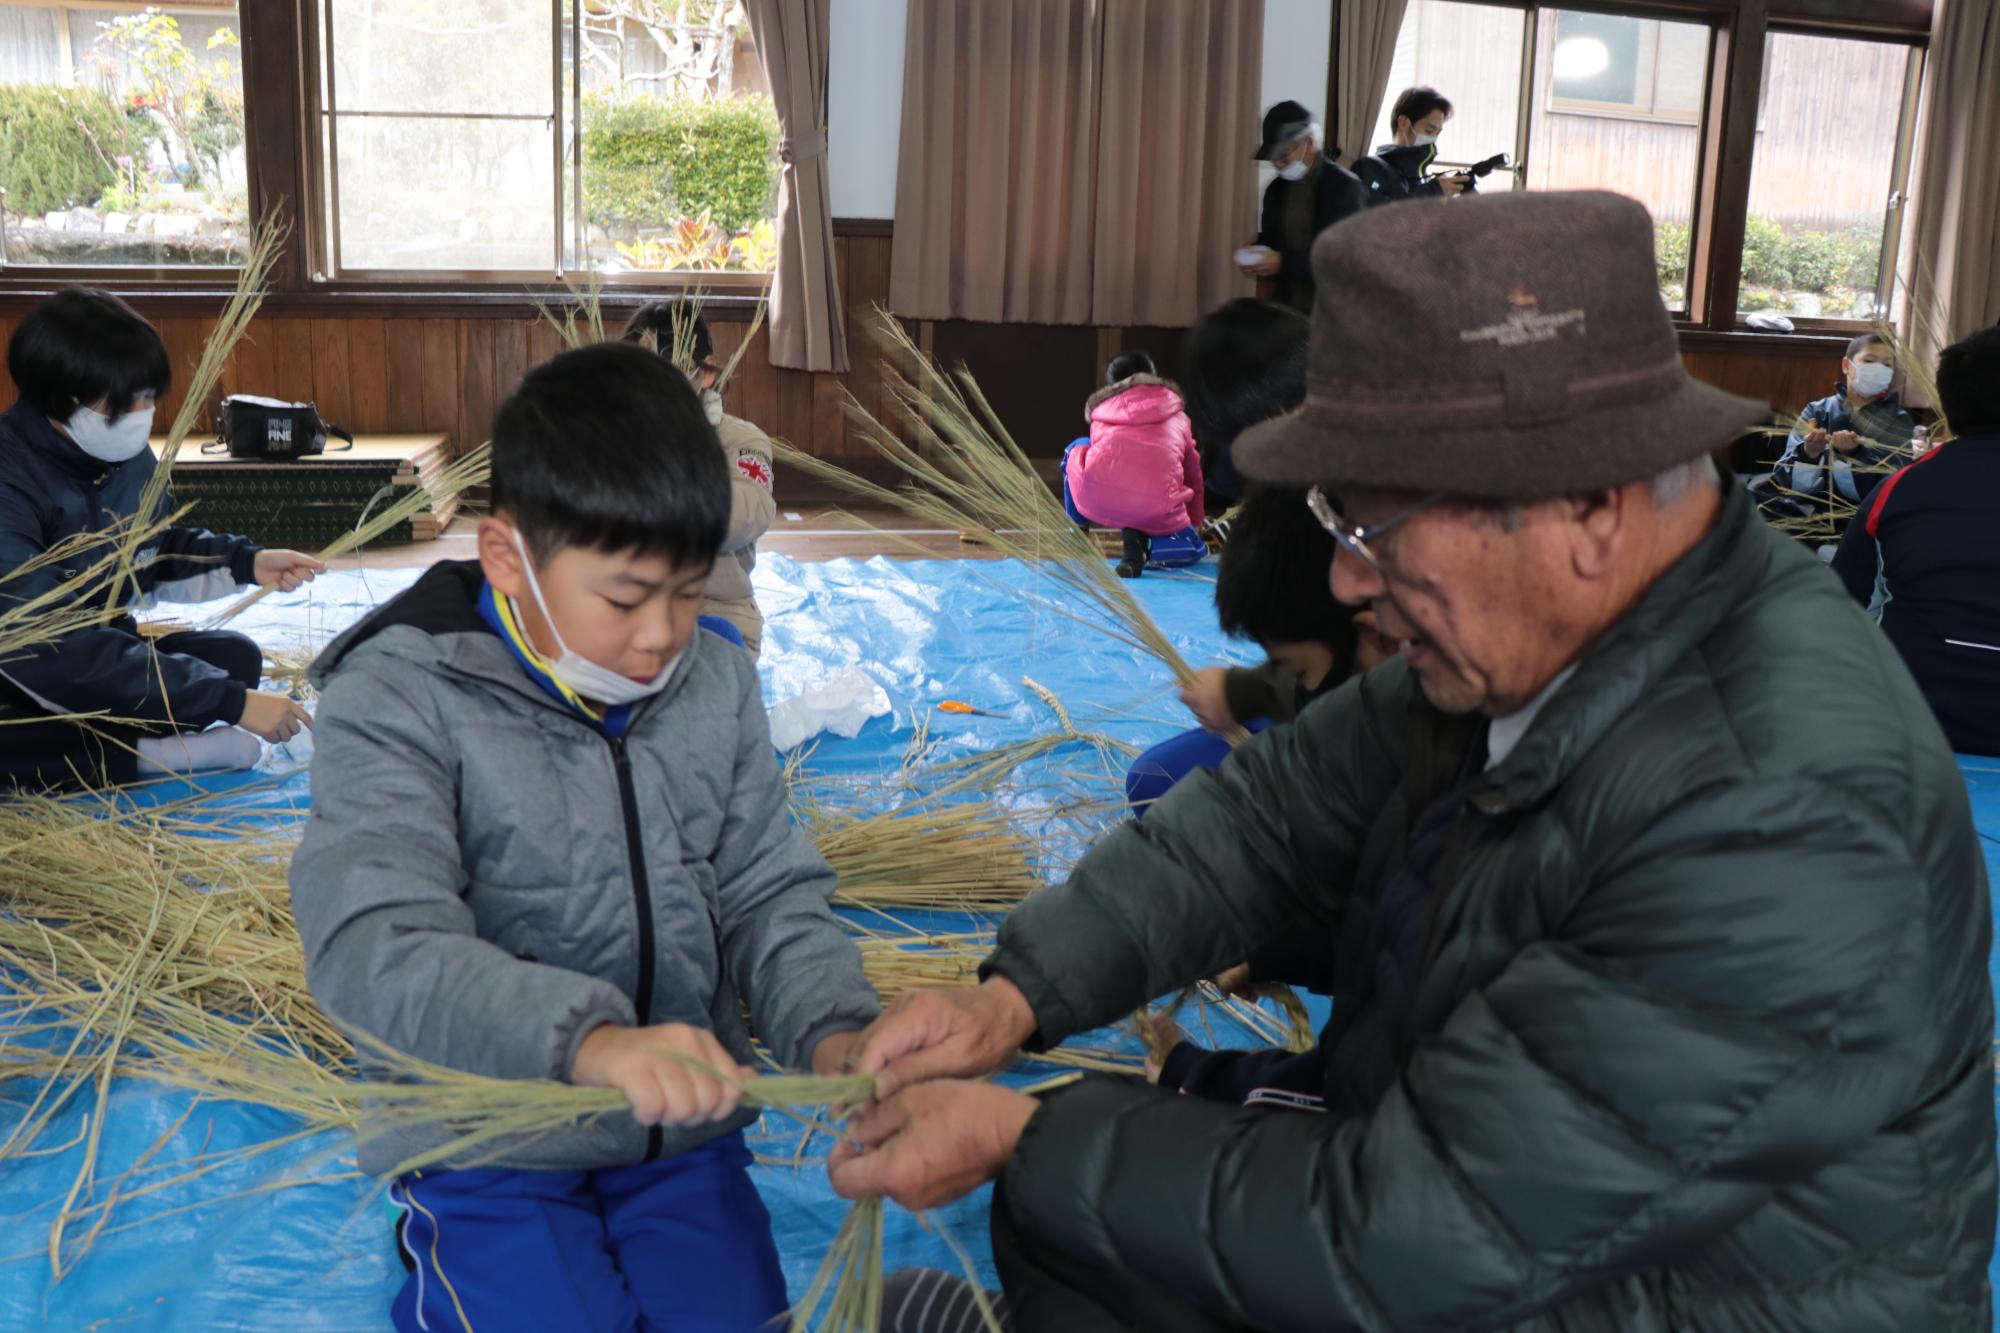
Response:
[1183,299,1309,458]
[6,288,172,423]
[622,299,716,367]
[1391,85,1454,131]
[1216,486,1358,666]
[1937,326,2000,436]
[1844,332,1890,360]
[1106,349,1156,384]
[490,341,728,567]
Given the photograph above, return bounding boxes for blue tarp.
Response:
[3,553,1997,1328]
[0,554,1269,1330]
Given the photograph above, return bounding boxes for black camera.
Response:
[1453,153,1513,193]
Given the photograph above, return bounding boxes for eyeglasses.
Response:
[1305,486,1446,577]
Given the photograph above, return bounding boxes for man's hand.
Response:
[1249,251,1283,277]
[252,550,327,593]
[238,689,311,743]
[1799,418,1831,460]
[811,1029,863,1077]
[853,976,1038,1095]
[569,1022,752,1127]
[1439,173,1471,197]
[826,1081,1037,1210]
[1178,666,1237,734]
[1828,429,1863,456]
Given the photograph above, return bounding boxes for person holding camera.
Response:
[1237,100,1367,313]
[1355,86,1473,202]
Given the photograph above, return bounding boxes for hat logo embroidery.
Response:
[1460,284,1587,347]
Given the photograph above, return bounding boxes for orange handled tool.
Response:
[937,700,1004,718]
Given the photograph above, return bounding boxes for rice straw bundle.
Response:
[203,444,491,628]
[789,1197,886,1333]
[806,795,1047,913]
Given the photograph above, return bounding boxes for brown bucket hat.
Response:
[1234,190,1771,500]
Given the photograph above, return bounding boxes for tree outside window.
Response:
[315,0,780,278]
[0,2,248,269]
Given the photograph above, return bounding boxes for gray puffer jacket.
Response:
[290,561,878,1175]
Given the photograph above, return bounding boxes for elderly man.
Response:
[831,192,1996,1332]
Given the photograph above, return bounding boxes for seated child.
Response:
[1767,333,1915,531]
[622,300,777,657]
[1125,486,1388,813]
[1061,350,1206,577]
[289,342,879,1333]
[0,289,319,792]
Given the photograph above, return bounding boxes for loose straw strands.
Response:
[0,511,181,662]
[203,444,491,628]
[775,311,1210,700]
[122,222,286,592]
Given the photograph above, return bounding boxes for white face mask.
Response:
[1412,132,1439,147]
[508,529,681,707]
[64,403,155,463]
[1277,159,1311,182]
[1849,360,1894,398]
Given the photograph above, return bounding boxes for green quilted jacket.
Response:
[989,483,1996,1331]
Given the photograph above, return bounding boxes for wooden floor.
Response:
[348,505,1002,571]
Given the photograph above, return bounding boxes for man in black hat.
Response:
[826,191,1996,1332]
[1238,100,1366,314]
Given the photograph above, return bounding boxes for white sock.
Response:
[135,726,263,777]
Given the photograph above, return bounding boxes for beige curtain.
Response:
[1092,0,1262,326]
[1333,0,1410,165]
[746,0,848,371]
[1902,0,2000,386]
[890,0,1104,324]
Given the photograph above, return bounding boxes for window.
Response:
[310,0,779,280]
[0,3,248,270]
[1370,3,1713,312]
[1739,31,1921,323]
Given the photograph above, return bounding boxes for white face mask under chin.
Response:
[508,530,681,706]
[1278,158,1311,182]
[64,404,155,463]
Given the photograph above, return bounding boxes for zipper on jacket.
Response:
[607,734,664,1162]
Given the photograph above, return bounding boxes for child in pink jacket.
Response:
[1062,351,1208,577]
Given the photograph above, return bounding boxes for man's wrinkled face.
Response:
[1327,491,1576,716]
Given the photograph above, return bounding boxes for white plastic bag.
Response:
[767,668,891,751]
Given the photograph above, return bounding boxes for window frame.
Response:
[298,0,775,291]
[1731,23,1925,334]
[1355,0,1930,339]
[0,0,254,288]
[1544,12,1705,126]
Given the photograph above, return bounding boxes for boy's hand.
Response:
[570,1022,751,1127]
[253,550,327,593]
[811,1030,863,1077]
[1828,429,1862,455]
[1178,666,1236,733]
[1799,418,1831,460]
[238,689,311,742]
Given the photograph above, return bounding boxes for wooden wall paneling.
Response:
[383,320,426,432]
[842,234,892,438]
[345,317,390,434]
[739,322,782,442]
[418,320,461,443]
[524,318,566,375]
[231,315,279,406]
[491,319,528,408]
[459,320,497,451]
[309,319,353,427]
[271,319,317,406]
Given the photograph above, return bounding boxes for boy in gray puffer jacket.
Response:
[289,342,878,1333]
